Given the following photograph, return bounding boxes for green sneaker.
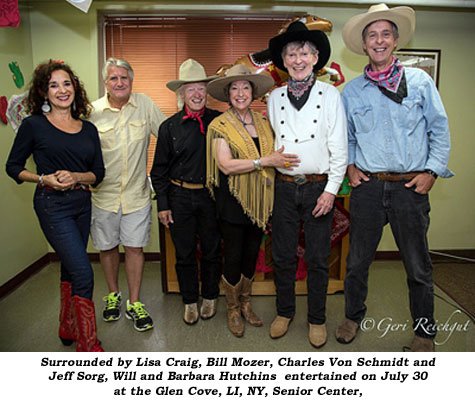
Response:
[125,300,154,332]
[102,292,122,322]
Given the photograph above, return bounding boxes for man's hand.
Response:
[312,191,335,218]
[405,173,436,195]
[158,210,174,228]
[347,164,369,188]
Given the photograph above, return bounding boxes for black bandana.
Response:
[287,73,315,111]
[377,72,407,104]
[364,57,408,104]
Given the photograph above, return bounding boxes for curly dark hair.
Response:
[26,60,91,119]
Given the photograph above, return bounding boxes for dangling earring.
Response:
[72,100,77,112]
[41,98,51,114]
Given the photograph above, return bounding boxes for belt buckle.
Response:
[293,174,306,185]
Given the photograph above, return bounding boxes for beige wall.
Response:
[0,6,49,287]
[1,1,474,284]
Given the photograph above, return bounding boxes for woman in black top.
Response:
[6,60,105,352]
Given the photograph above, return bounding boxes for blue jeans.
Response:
[168,185,222,304]
[272,179,333,324]
[344,178,436,338]
[34,187,94,300]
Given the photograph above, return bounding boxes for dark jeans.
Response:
[272,179,333,324]
[33,187,94,300]
[168,185,222,304]
[344,178,436,338]
[220,219,263,286]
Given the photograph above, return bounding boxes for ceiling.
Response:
[17,0,475,9]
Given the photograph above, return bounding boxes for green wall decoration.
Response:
[9,61,24,88]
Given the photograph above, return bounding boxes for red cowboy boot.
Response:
[59,282,75,346]
[73,295,104,352]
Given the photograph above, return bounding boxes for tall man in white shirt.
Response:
[89,58,166,332]
[267,22,348,348]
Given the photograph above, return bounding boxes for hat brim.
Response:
[269,29,331,73]
[342,7,415,55]
[166,75,218,92]
[207,73,275,102]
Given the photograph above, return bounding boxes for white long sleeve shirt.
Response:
[267,81,348,195]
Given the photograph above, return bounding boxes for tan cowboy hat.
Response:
[166,58,218,92]
[342,3,415,56]
[207,64,275,102]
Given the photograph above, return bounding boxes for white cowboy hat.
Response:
[166,59,218,92]
[207,64,274,102]
[342,3,415,56]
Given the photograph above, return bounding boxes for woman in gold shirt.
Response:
[206,65,300,337]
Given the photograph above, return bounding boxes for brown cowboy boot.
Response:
[59,282,75,346]
[73,295,104,352]
[240,276,263,327]
[410,336,435,352]
[222,275,244,337]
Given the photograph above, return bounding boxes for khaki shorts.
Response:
[90,203,152,250]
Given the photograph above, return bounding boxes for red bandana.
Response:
[182,106,206,134]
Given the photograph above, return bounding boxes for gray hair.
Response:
[281,40,318,60]
[102,57,134,82]
[176,87,185,109]
[362,20,399,41]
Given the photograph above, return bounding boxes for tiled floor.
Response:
[0,260,473,352]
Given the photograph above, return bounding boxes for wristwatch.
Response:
[425,169,438,179]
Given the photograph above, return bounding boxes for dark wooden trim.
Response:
[2,248,472,300]
[86,252,161,262]
[375,249,475,261]
[0,253,53,300]
[0,251,161,301]
[375,251,401,260]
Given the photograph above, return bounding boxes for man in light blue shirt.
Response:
[337,4,453,352]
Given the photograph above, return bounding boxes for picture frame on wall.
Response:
[394,49,441,88]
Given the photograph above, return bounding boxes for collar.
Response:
[101,93,137,111]
[178,107,212,122]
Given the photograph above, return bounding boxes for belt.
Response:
[39,184,90,191]
[363,171,423,182]
[171,179,204,189]
[276,172,327,185]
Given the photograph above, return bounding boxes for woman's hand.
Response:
[53,170,78,188]
[41,173,66,190]
[312,191,335,218]
[261,146,300,170]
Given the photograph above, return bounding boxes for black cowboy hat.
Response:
[269,20,331,73]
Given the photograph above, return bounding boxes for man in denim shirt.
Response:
[336,4,453,352]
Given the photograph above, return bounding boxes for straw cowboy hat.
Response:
[342,3,415,55]
[207,64,275,102]
[166,58,218,92]
[268,20,331,73]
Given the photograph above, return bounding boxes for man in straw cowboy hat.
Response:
[267,21,348,348]
[337,4,453,351]
[151,59,222,325]
[90,58,166,333]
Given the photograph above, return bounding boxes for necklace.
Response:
[233,108,254,127]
